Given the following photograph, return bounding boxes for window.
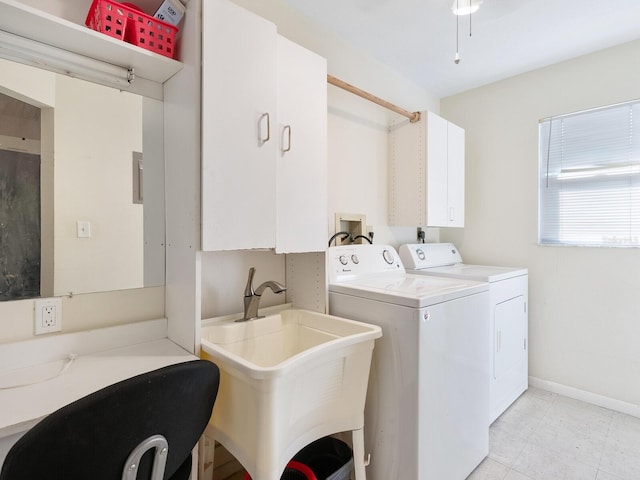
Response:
[538,100,640,247]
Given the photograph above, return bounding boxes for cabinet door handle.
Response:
[137,159,144,202]
[449,207,455,221]
[496,330,501,352]
[282,125,292,153]
[259,112,271,143]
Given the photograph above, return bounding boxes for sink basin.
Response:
[201,307,380,378]
[200,307,381,480]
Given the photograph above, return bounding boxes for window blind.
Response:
[538,100,640,247]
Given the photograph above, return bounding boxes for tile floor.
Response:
[468,388,640,480]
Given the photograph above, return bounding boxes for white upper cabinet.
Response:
[202,0,277,251]
[276,36,327,254]
[445,120,465,227]
[389,111,465,228]
[201,0,327,252]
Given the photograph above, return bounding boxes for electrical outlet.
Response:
[43,306,55,327]
[34,298,62,335]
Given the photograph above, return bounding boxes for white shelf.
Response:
[0,0,183,86]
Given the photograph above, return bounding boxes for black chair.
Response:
[0,359,220,480]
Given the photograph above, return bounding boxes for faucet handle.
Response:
[244,267,256,297]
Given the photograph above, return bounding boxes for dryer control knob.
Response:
[339,255,349,266]
[351,254,360,264]
[382,249,395,265]
[416,248,426,260]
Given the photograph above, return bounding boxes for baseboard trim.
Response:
[529,376,640,418]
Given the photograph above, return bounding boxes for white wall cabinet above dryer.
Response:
[201,0,327,253]
[389,111,465,228]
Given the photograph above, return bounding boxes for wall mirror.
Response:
[0,57,165,301]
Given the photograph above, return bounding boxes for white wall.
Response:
[54,75,144,295]
[0,58,55,107]
[440,39,640,407]
[15,0,166,24]
[200,0,441,319]
[15,0,89,23]
[201,251,285,319]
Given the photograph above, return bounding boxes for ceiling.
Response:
[281,0,640,98]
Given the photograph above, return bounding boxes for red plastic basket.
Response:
[126,9,178,59]
[85,0,128,41]
[85,0,178,59]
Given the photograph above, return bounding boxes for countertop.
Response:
[0,319,196,440]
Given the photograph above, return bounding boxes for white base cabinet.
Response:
[202,0,327,253]
[389,111,465,228]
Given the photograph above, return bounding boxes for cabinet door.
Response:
[388,111,465,228]
[447,121,465,227]
[275,36,327,253]
[426,111,449,227]
[201,0,277,251]
[494,295,527,380]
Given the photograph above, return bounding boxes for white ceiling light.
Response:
[453,0,483,63]
[452,0,483,16]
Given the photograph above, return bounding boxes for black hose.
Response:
[328,231,353,247]
[352,234,372,244]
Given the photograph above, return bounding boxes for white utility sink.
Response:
[201,307,381,480]
[202,307,380,377]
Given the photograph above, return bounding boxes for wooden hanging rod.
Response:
[327,74,421,123]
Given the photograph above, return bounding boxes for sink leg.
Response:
[198,428,216,480]
[351,428,367,480]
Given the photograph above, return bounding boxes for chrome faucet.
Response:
[238,267,286,322]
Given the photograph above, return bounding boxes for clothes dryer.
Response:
[399,242,528,423]
[327,244,490,480]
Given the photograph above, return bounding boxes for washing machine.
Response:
[327,244,490,480]
[399,242,528,423]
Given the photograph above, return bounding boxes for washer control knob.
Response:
[351,254,360,264]
[339,255,349,266]
[416,248,426,260]
[382,249,395,265]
